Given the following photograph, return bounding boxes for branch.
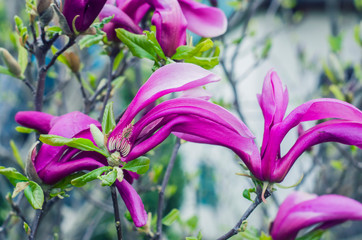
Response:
[216,188,271,240]
[155,138,181,240]
[110,184,123,240]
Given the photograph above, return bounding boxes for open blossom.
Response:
[15,63,256,227]
[270,192,362,240]
[63,0,107,33]
[100,0,227,56]
[234,70,362,183]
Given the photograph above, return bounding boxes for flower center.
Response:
[108,124,133,157]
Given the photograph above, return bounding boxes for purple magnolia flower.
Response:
[63,0,108,33]
[270,191,362,240]
[238,70,362,183]
[100,0,227,56]
[15,63,256,227]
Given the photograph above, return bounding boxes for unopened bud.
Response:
[90,124,105,149]
[25,142,43,184]
[64,51,81,73]
[0,48,22,78]
[107,152,121,167]
[37,0,52,15]
[52,3,72,35]
[38,3,54,27]
[114,167,124,182]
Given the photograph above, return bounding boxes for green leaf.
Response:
[15,126,38,134]
[172,39,214,60]
[243,189,252,201]
[71,166,111,187]
[39,135,109,157]
[144,30,166,60]
[10,140,25,169]
[115,28,158,61]
[98,169,117,186]
[296,230,325,240]
[113,50,124,72]
[12,181,30,198]
[24,222,31,235]
[51,46,70,69]
[261,38,272,59]
[46,26,63,35]
[122,156,150,174]
[354,23,362,47]
[162,209,179,226]
[78,34,105,49]
[24,181,44,209]
[185,56,219,70]
[17,39,28,75]
[0,65,16,77]
[330,159,345,171]
[186,215,198,231]
[53,172,84,189]
[102,102,116,135]
[0,166,28,182]
[328,34,343,53]
[329,85,346,101]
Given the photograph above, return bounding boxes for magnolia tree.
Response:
[0,0,362,239]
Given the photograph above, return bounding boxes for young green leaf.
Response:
[102,102,116,135]
[79,34,105,49]
[71,166,111,187]
[23,222,31,235]
[243,189,252,201]
[116,28,158,61]
[122,156,150,174]
[172,39,214,60]
[0,166,28,182]
[39,135,109,157]
[98,169,117,186]
[162,209,180,226]
[10,140,25,169]
[24,181,44,209]
[15,126,38,134]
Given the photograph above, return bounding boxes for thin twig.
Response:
[110,184,123,240]
[75,72,91,113]
[99,49,118,122]
[155,138,181,240]
[44,37,76,72]
[216,188,271,240]
[29,209,43,240]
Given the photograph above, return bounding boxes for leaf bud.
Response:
[25,142,43,184]
[90,124,105,149]
[0,48,22,78]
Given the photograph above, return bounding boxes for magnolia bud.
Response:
[38,4,54,27]
[37,0,52,15]
[90,124,105,149]
[25,142,43,184]
[52,3,72,35]
[0,48,22,78]
[64,51,81,73]
[114,167,124,182]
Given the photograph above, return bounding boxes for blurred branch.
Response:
[155,138,181,240]
[110,184,123,240]
[216,187,271,240]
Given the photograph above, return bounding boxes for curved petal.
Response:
[63,0,108,32]
[34,112,101,171]
[99,4,142,41]
[271,192,362,240]
[120,0,151,24]
[109,63,220,142]
[125,115,262,178]
[147,0,187,56]
[177,0,227,37]
[272,120,362,182]
[15,111,57,134]
[258,70,288,157]
[38,156,105,184]
[262,98,362,180]
[115,179,148,227]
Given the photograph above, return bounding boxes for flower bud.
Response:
[90,124,105,149]
[0,48,22,78]
[64,51,80,73]
[25,142,43,184]
[37,0,52,15]
[114,167,124,182]
[107,151,121,167]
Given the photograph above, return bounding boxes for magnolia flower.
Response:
[270,192,362,240]
[238,70,362,183]
[100,0,227,56]
[63,0,107,33]
[15,63,256,227]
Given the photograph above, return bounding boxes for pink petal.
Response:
[109,63,220,143]
[177,0,227,37]
[15,111,56,134]
[272,120,362,182]
[115,179,148,227]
